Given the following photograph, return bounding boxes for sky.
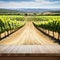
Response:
[0,0,60,9]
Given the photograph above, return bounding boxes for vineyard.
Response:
[0,16,60,44]
[33,16,60,40]
[0,16,25,39]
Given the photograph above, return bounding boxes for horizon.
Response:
[0,0,60,9]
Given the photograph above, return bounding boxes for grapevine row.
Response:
[34,16,60,40]
[0,16,25,39]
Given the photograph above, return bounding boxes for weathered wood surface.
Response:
[0,45,60,54]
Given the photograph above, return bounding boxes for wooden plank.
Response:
[0,45,60,54]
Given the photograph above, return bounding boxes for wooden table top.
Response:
[0,45,60,56]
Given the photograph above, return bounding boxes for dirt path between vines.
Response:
[0,22,58,45]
